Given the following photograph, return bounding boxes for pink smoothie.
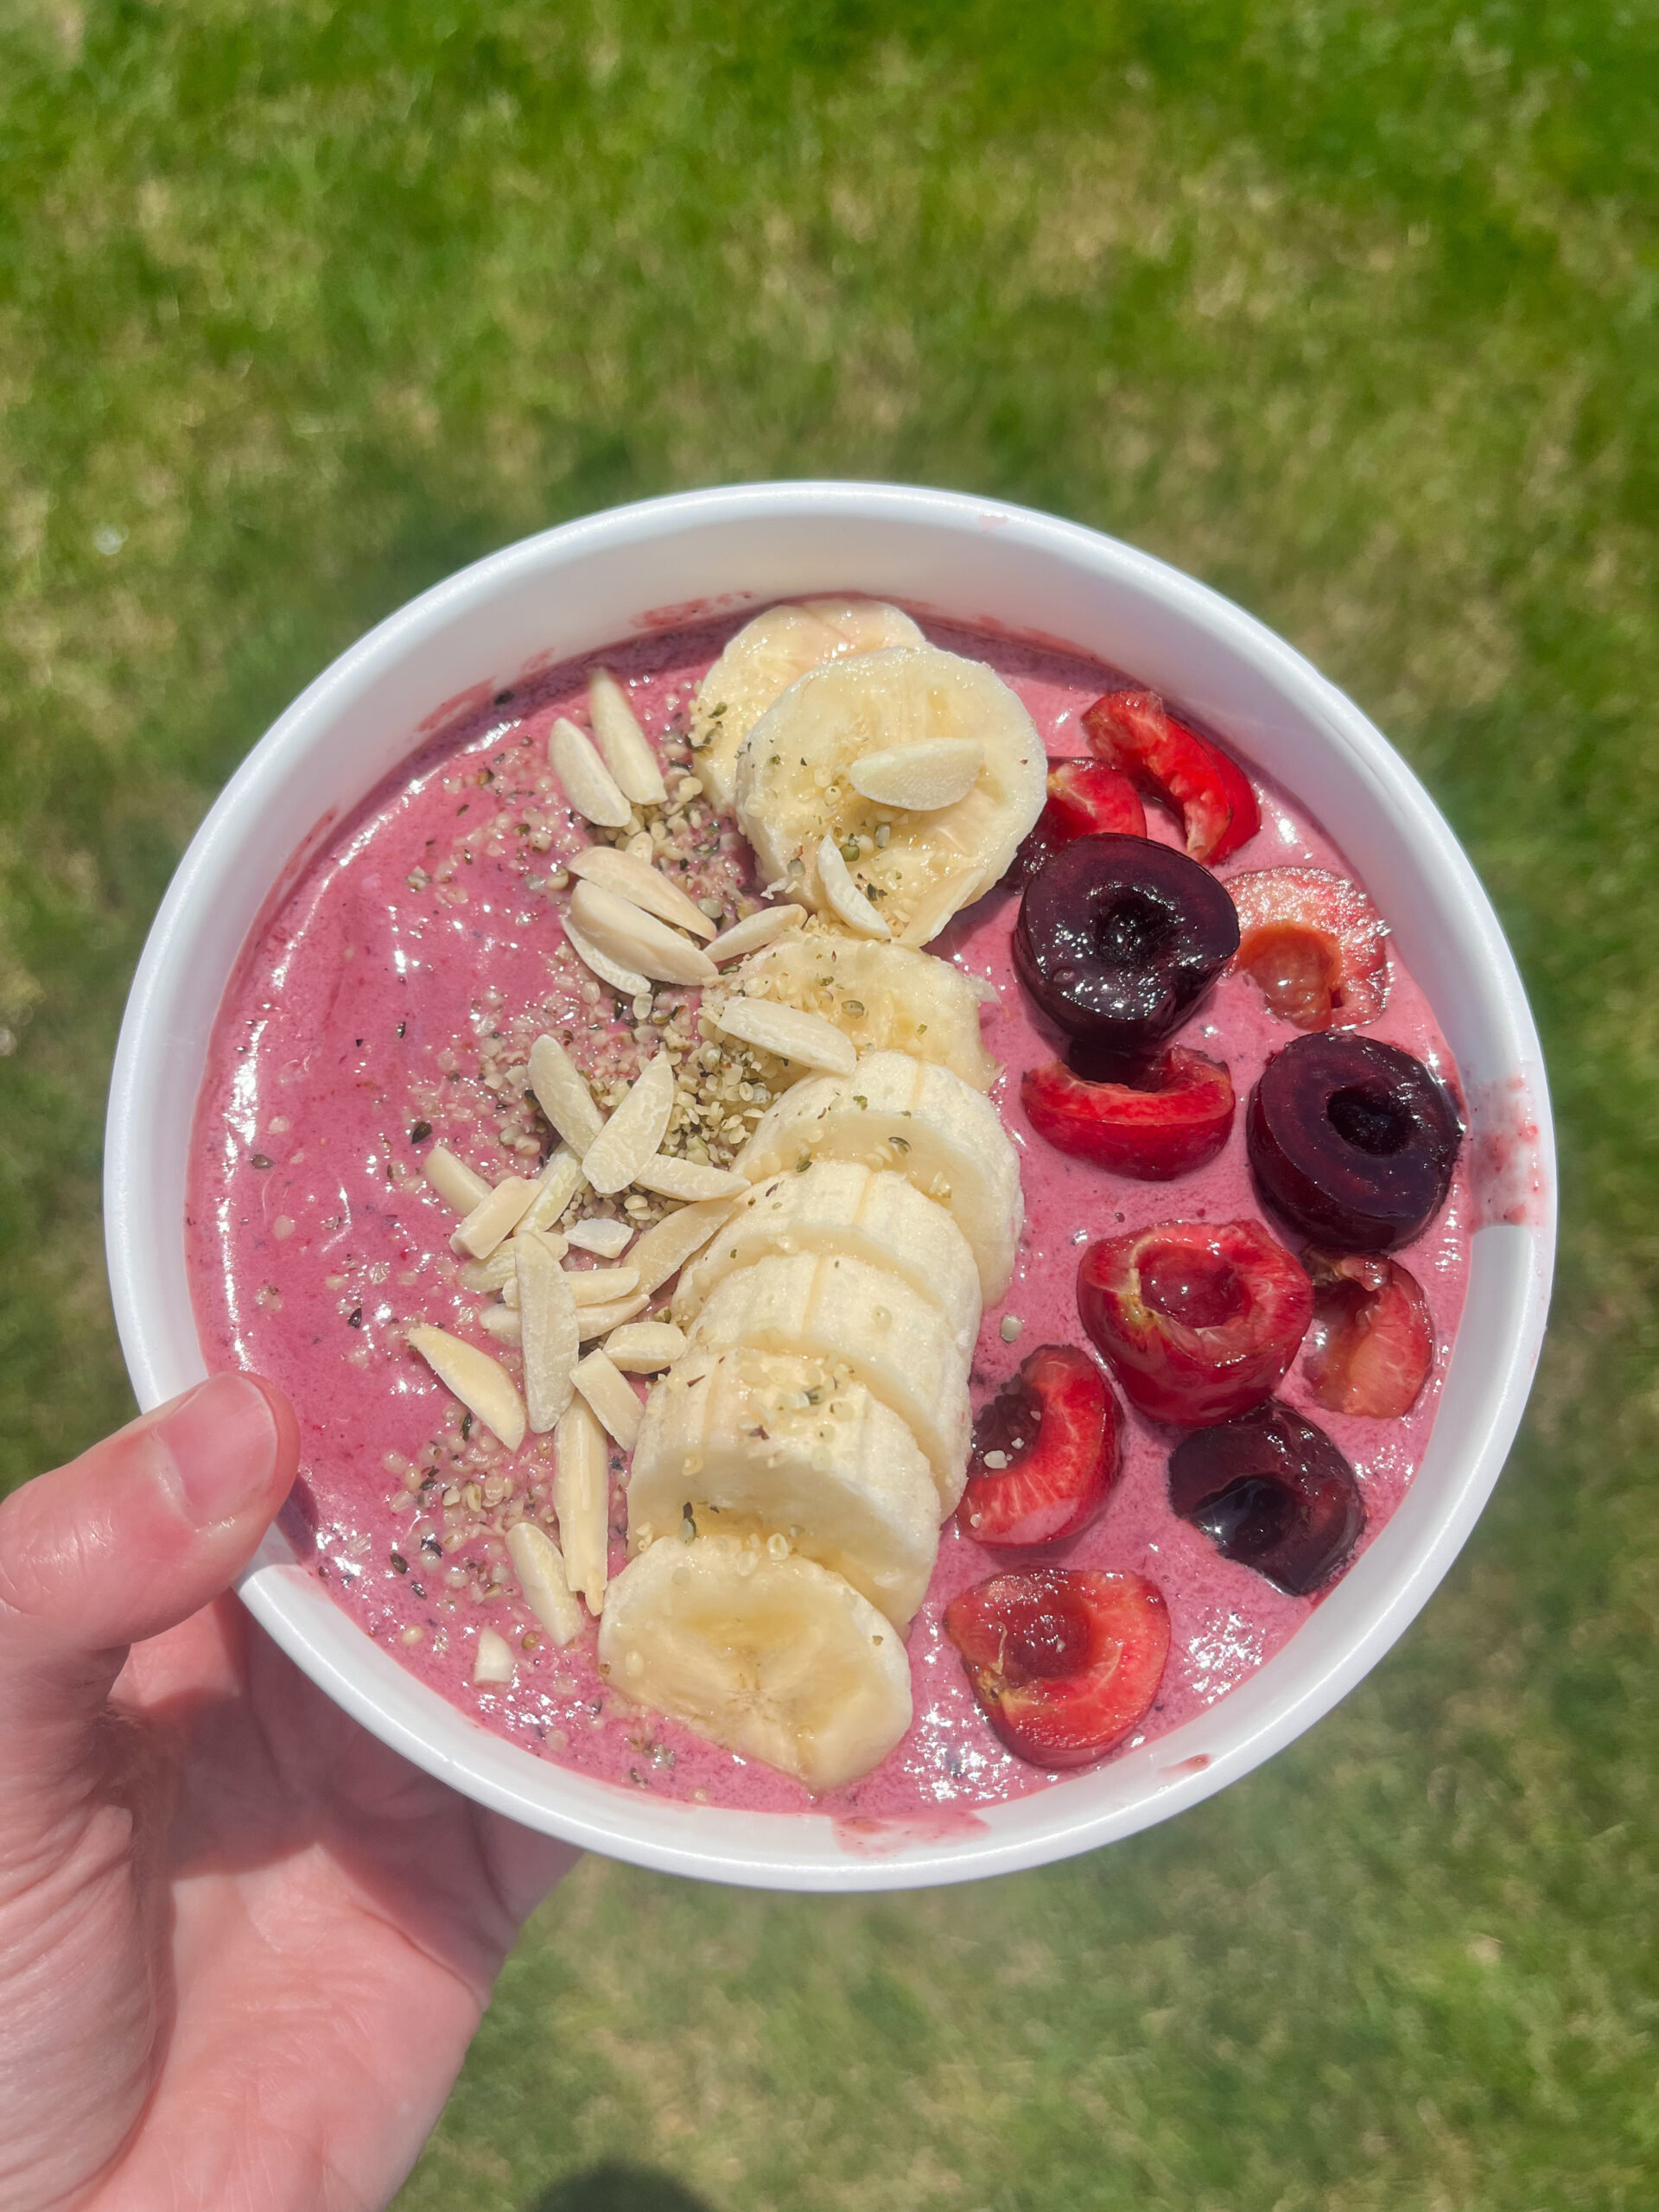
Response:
[188,610,1471,1820]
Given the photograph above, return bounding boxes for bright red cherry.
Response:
[944,1567,1170,1767]
[1022,1047,1234,1180]
[1301,1248,1434,1417]
[1229,867,1389,1031]
[1077,1217,1313,1426]
[959,1344,1121,1547]
[1083,689,1260,865]
[1014,758,1148,882]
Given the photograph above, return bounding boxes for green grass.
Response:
[3,4,1656,2206]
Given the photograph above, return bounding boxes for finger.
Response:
[0,1372,298,1795]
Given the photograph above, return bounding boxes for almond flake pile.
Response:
[389,669,817,1639]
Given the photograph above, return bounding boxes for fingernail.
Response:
[155,1373,282,1524]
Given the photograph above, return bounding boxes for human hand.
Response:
[0,1374,578,2212]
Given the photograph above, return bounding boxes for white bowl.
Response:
[105,481,1554,1891]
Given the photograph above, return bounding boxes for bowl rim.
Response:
[105,479,1555,1890]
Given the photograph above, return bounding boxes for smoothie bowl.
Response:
[105,482,1554,1891]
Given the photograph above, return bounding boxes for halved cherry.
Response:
[1014,835,1239,1064]
[1248,1033,1461,1250]
[1301,1248,1433,1417]
[1083,689,1261,865]
[1077,1217,1313,1426]
[960,1344,1121,1547]
[1229,868,1389,1031]
[944,1567,1170,1767]
[1168,1400,1363,1594]
[1013,760,1147,884]
[1022,1046,1234,1180]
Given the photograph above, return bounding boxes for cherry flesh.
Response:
[1021,1046,1234,1180]
[1301,1248,1434,1417]
[1229,867,1389,1031]
[1014,834,1239,1065]
[1083,689,1261,865]
[1167,1400,1364,1594]
[1013,759,1147,883]
[944,1567,1170,1768]
[1077,1217,1313,1426]
[1249,1033,1461,1251]
[959,1343,1122,1547]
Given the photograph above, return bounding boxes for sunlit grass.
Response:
[2,5,1656,2207]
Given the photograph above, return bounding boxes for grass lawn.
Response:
[3,4,1657,2206]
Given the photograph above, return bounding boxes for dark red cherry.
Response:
[1014,835,1239,1064]
[1021,1046,1234,1180]
[1167,1400,1364,1595]
[1248,1033,1461,1251]
[1012,760,1147,883]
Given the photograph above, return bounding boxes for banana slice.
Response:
[729,931,997,1090]
[693,598,925,810]
[683,1250,970,1508]
[734,645,1045,944]
[597,1534,912,1791]
[671,1159,981,1348]
[628,1348,940,1628]
[734,1050,1023,1304]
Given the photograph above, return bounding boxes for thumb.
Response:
[0,1372,298,1797]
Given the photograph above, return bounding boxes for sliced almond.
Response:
[577,1293,651,1338]
[520,1144,586,1235]
[474,1625,517,1684]
[565,1263,642,1307]
[425,1145,491,1213]
[602,1320,688,1373]
[517,1226,581,1432]
[850,737,982,810]
[480,1304,522,1343]
[628,1196,737,1294]
[553,1396,609,1613]
[582,1049,677,1194]
[588,668,668,806]
[704,904,806,963]
[407,1324,526,1452]
[564,1216,634,1258]
[549,716,631,829]
[897,863,986,948]
[816,835,892,939]
[463,1240,561,1295]
[450,1175,538,1260]
[566,845,723,937]
[714,996,858,1077]
[506,1520,587,1647]
[571,1348,643,1452]
[569,880,718,987]
[632,1154,751,1203]
[563,914,649,999]
[528,1036,605,1154]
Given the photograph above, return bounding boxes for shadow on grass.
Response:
[526,2164,717,2212]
